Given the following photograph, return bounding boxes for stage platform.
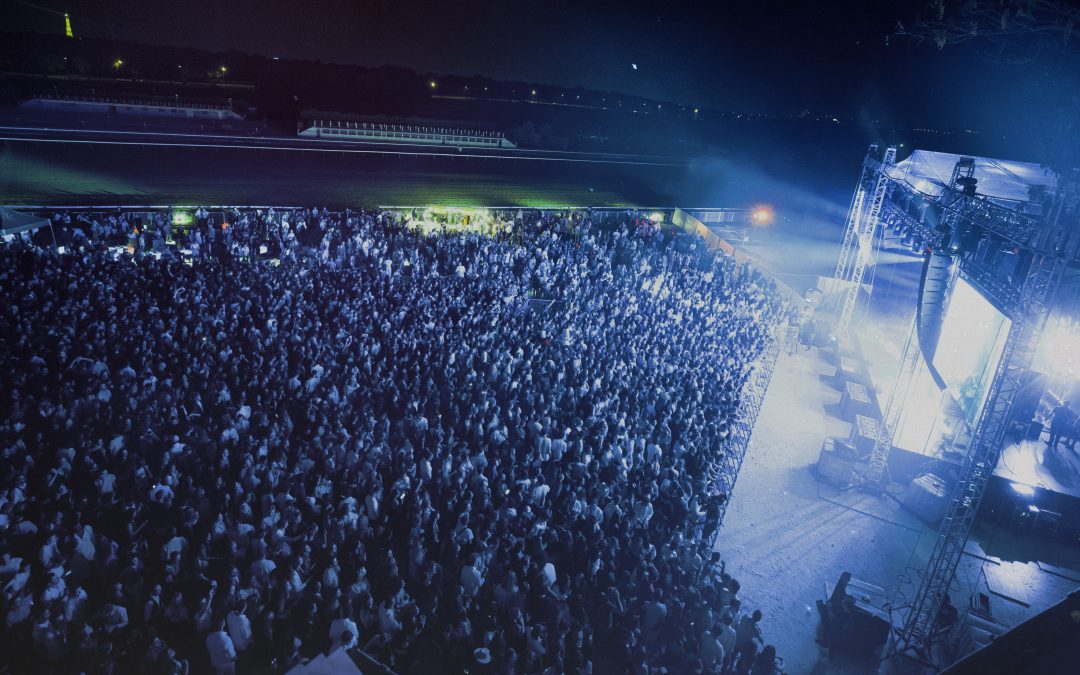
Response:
[995,436,1080,500]
[980,435,1080,546]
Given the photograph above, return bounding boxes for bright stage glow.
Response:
[935,278,1011,424]
[891,370,950,456]
[913,178,937,195]
[1033,316,1080,378]
[1010,481,1036,497]
[171,211,193,226]
[649,211,664,223]
[409,207,497,236]
[750,206,773,226]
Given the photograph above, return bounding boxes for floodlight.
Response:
[750,206,773,226]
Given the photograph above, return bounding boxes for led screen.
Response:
[934,277,1011,425]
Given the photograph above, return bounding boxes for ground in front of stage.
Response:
[718,345,1080,674]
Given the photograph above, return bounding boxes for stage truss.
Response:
[897,252,1064,664]
[834,146,897,335]
[831,145,1080,668]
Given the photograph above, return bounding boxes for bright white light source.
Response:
[631,63,638,70]
[1010,482,1035,497]
[935,278,1011,424]
[1033,316,1080,377]
[913,178,938,195]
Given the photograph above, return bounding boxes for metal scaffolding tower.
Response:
[895,252,1065,662]
[833,156,873,285]
[836,146,897,335]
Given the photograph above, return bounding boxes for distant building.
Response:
[299,119,515,149]
[21,95,242,121]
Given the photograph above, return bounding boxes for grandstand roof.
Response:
[886,149,1057,206]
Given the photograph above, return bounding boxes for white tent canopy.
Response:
[886,149,1057,206]
[0,207,51,235]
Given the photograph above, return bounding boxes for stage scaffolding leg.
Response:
[833,184,867,290]
[860,315,920,488]
[893,253,1064,666]
[838,146,897,336]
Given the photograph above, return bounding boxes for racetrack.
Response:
[0,128,700,207]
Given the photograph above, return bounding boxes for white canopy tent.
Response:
[0,207,53,236]
[886,149,1057,206]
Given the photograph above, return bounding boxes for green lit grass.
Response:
[0,143,671,208]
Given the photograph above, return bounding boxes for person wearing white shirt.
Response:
[700,626,725,671]
[377,599,401,635]
[5,589,33,627]
[717,615,737,670]
[460,554,484,598]
[206,621,237,674]
[226,599,253,652]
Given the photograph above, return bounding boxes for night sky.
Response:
[7,0,1053,131]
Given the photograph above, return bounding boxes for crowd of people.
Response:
[1,206,790,674]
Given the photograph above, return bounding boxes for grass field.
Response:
[0,141,695,208]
